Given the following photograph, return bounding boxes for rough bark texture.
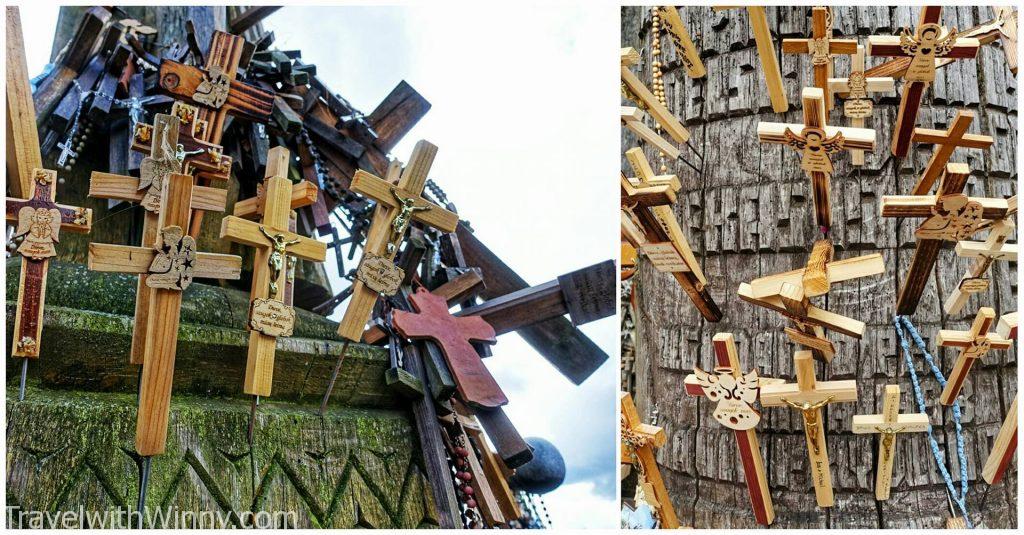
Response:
[623,6,1017,529]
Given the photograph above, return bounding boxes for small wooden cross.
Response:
[88,173,242,456]
[621,106,680,160]
[851,385,930,501]
[219,146,327,398]
[131,102,233,182]
[760,351,858,507]
[782,6,858,111]
[621,148,721,321]
[682,333,775,525]
[739,239,884,362]
[657,6,706,78]
[880,162,1012,314]
[713,6,788,112]
[868,6,980,157]
[6,169,92,359]
[621,47,690,144]
[337,140,459,342]
[935,307,1012,405]
[983,393,1017,485]
[908,110,993,195]
[998,311,1018,340]
[620,391,680,528]
[945,202,1017,315]
[827,44,895,165]
[757,87,875,229]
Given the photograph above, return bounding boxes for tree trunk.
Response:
[623,5,1016,528]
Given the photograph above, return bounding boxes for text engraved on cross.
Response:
[851,385,929,500]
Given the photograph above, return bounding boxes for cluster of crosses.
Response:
[7,6,616,529]
[621,5,1018,526]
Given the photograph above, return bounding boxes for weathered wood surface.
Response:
[623,6,1016,528]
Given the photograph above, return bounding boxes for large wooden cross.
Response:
[936,307,1012,405]
[337,140,459,341]
[6,6,42,198]
[620,47,690,144]
[757,86,875,229]
[851,384,929,501]
[620,391,680,528]
[620,148,721,321]
[682,333,775,525]
[219,146,327,398]
[782,7,857,110]
[88,173,242,456]
[827,44,895,165]
[868,6,980,157]
[713,6,788,112]
[908,110,993,195]
[880,162,1012,314]
[760,351,858,507]
[945,203,1017,315]
[739,239,884,362]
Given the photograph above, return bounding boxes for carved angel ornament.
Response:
[15,206,62,260]
[900,23,960,82]
[915,194,985,241]
[692,366,762,430]
[193,66,231,108]
[784,127,846,174]
[146,226,197,290]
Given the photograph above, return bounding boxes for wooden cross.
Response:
[827,44,895,165]
[621,106,680,160]
[757,87,875,229]
[782,6,858,111]
[88,173,242,456]
[219,146,327,398]
[945,202,1017,315]
[657,7,706,78]
[868,7,980,157]
[935,307,1012,405]
[983,394,1018,485]
[880,162,1012,314]
[620,391,680,528]
[851,385,929,501]
[682,333,775,525]
[739,239,884,362]
[760,351,858,507]
[908,110,993,195]
[131,102,233,182]
[713,6,788,112]
[621,47,690,144]
[336,140,459,342]
[6,6,42,198]
[620,148,721,321]
[88,113,229,366]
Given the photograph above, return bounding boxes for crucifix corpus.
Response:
[739,238,884,362]
[880,162,1012,314]
[827,44,895,165]
[782,6,857,111]
[682,333,776,525]
[759,351,858,507]
[868,6,980,157]
[851,385,929,501]
[620,391,680,528]
[944,200,1017,315]
[757,86,875,230]
[712,6,788,112]
[934,307,1012,405]
[5,168,92,400]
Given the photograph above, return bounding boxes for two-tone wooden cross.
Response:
[935,307,1012,405]
[620,391,680,528]
[739,239,884,362]
[908,110,993,195]
[982,312,1017,485]
[757,87,875,229]
[131,101,233,182]
[713,6,788,112]
[782,6,857,111]
[682,333,776,525]
[880,162,1012,314]
[760,351,858,507]
[657,6,706,78]
[868,7,980,157]
[851,385,929,500]
[827,44,895,165]
[945,199,1017,315]
[621,47,691,145]
[621,147,722,321]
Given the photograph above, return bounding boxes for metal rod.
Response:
[137,456,152,527]
[136,366,143,403]
[247,395,259,445]
[319,340,350,415]
[18,358,28,401]
[685,139,703,159]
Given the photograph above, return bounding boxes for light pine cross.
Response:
[944,199,1017,315]
[936,307,1012,405]
[827,44,895,165]
[908,110,993,195]
[782,6,857,111]
[620,391,680,528]
[851,385,929,500]
[713,6,788,112]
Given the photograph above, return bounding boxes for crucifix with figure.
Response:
[934,307,1012,405]
[131,102,233,182]
[757,87,875,229]
[851,385,929,500]
[782,6,857,111]
[682,333,777,525]
[760,351,858,507]
[868,6,980,157]
[945,199,1017,315]
[620,391,680,528]
[827,44,895,165]
[880,162,1012,314]
[739,238,884,362]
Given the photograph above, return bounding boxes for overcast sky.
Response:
[20,5,619,528]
